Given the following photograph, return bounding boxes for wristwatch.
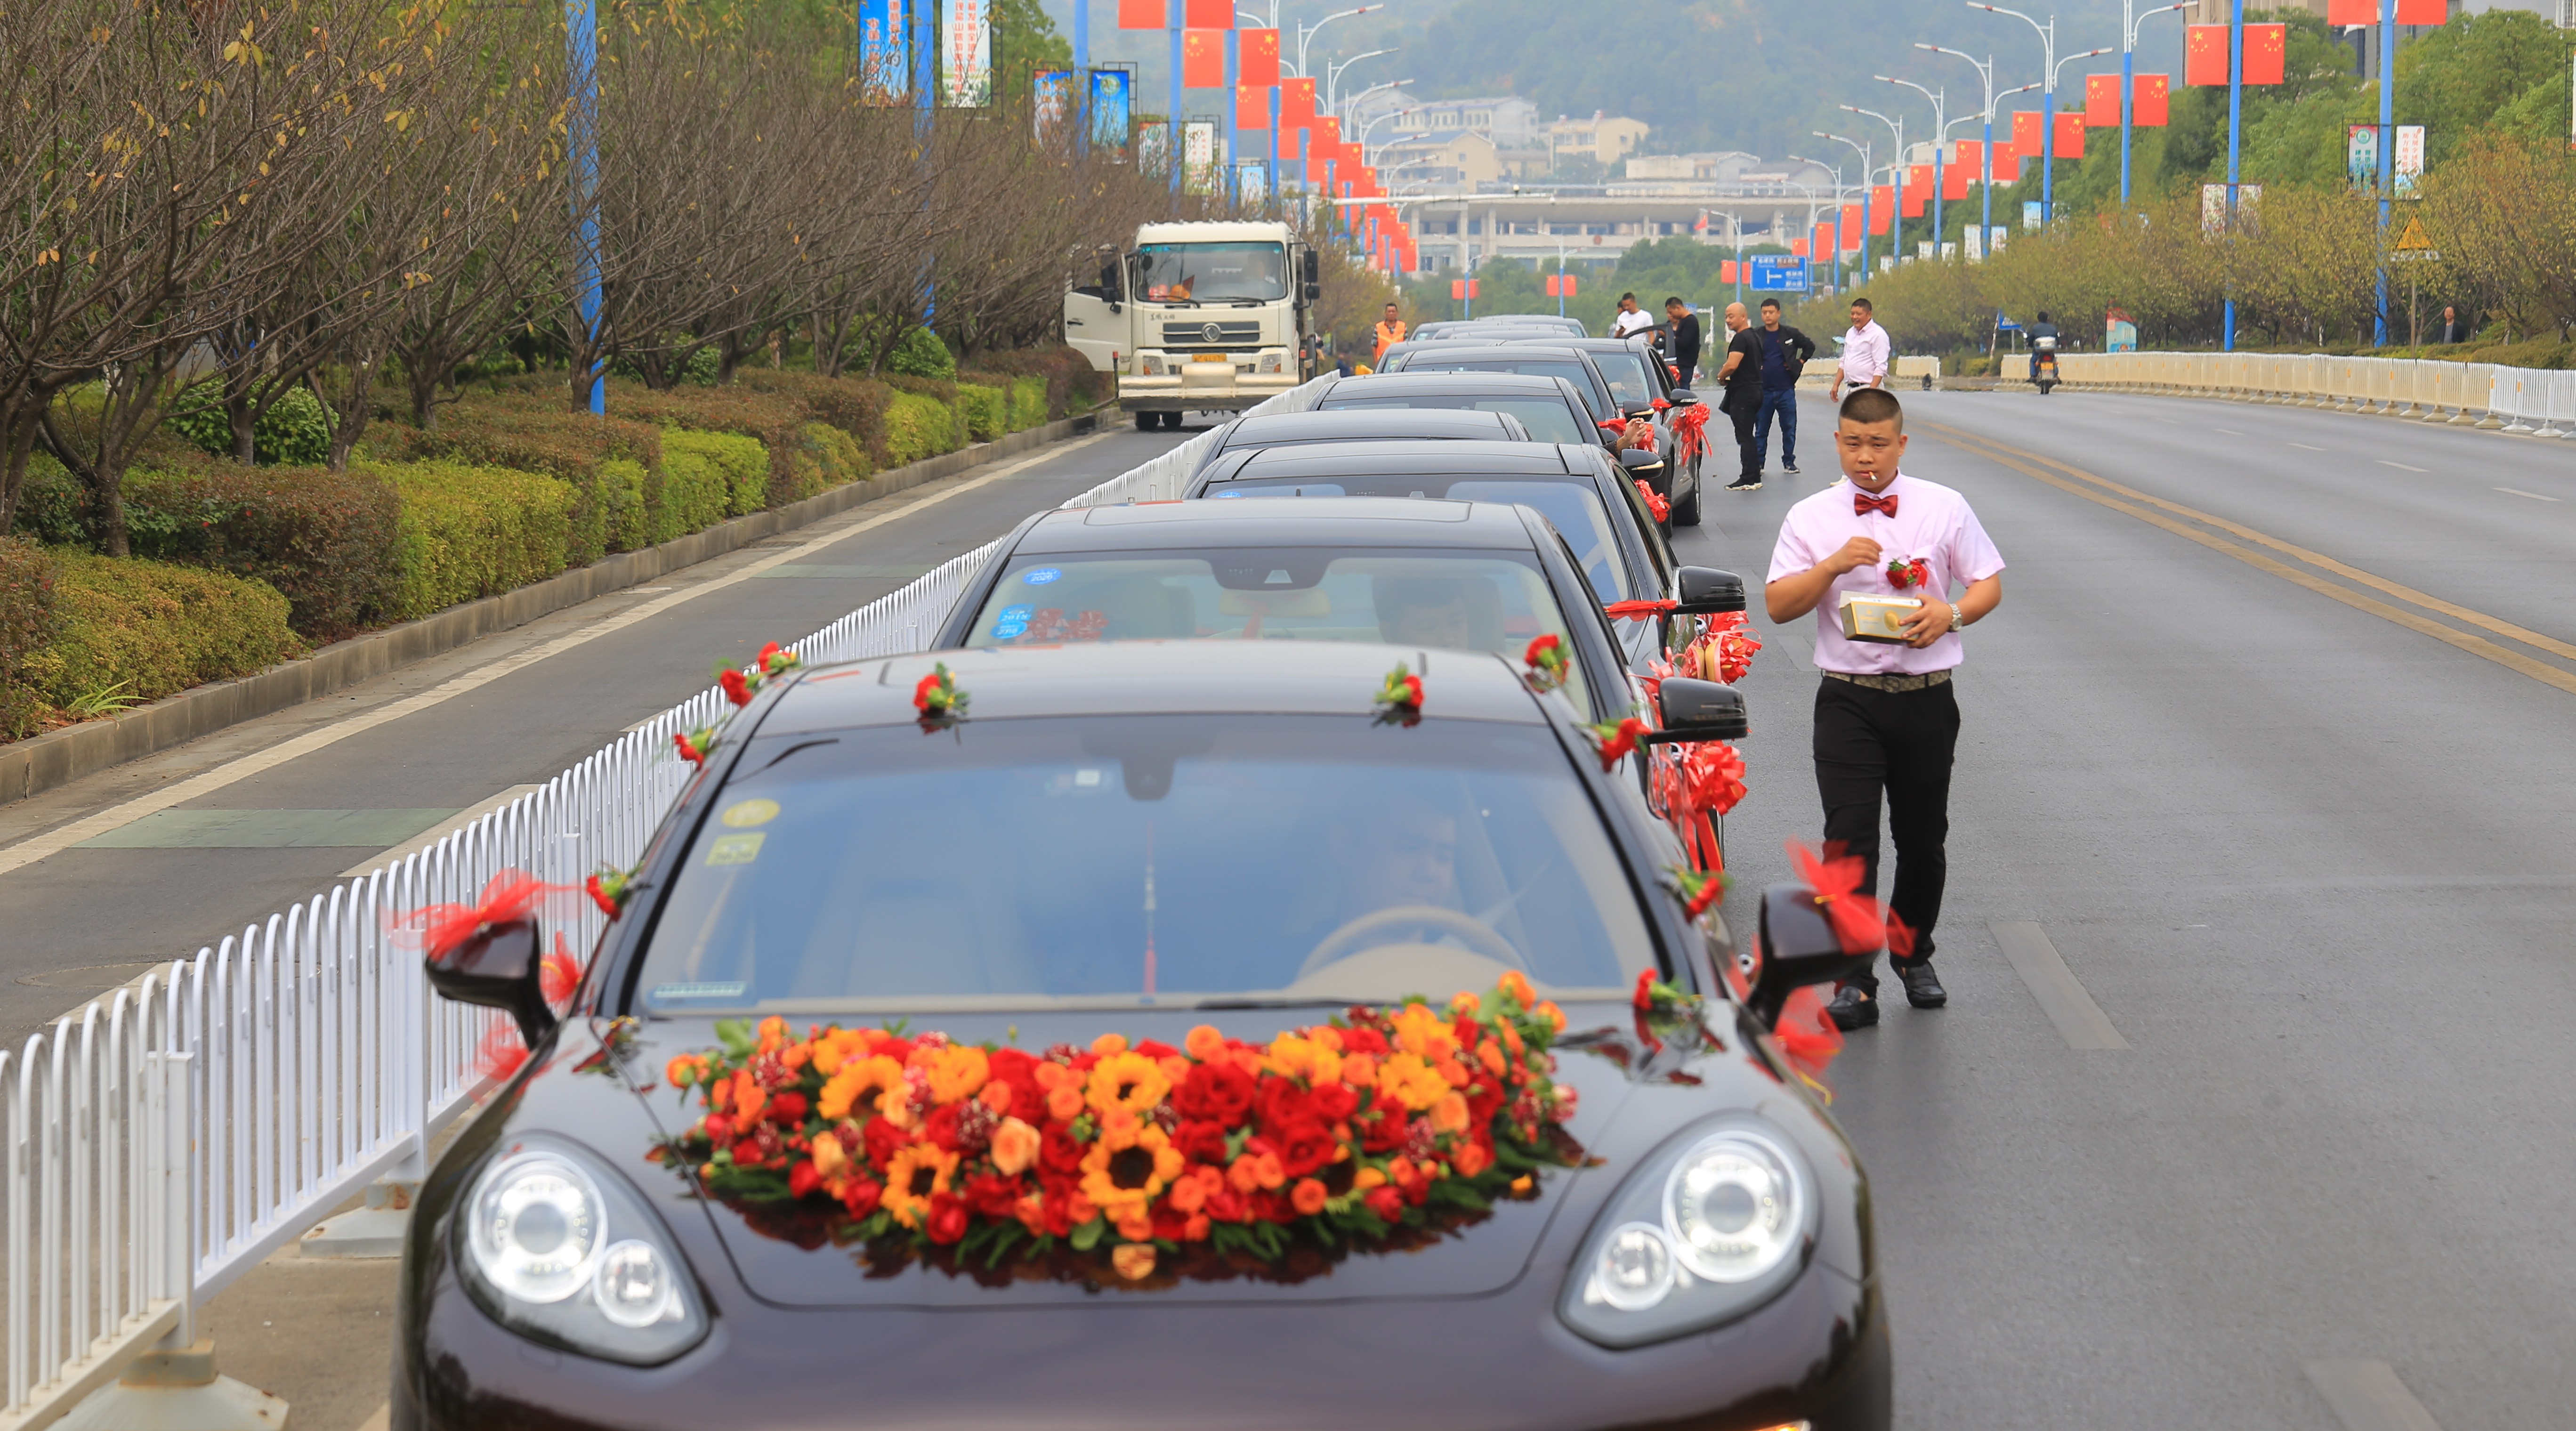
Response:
[1948,603,1965,633]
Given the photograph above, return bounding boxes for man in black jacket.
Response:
[1711,302,1765,491]
[1752,297,1817,477]
[1663,297,1703,386]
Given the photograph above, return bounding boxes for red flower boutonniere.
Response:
[755,641,799,678]
[1374,663,1425,726]
[1584,714,1651,771]
[674,726,718,767]
[1523,634,1569,693]
[1633,479,1670,523]
[587,865,635,918]
[913,662,969,727]
[1664,864,1729,920]
[1634,969,1705,1016]
[719,667,754,707]
[1885,557,1931,590]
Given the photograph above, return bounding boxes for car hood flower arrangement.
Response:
[656,975,1586,1286]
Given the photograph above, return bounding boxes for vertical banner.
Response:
[2394,124,2425,197]
[859,0,908,103]
[2084,73,2120,127]
[2012,109,2045,158]
[941,0,991,107]
[1235,83,1271,131]
[1182,118,1219,192]
[1239,29,1279,87]
[2184,25,2227,86]
[2053,111,2085,159]
[1839,205,1861,249]
[1236,160,1268,204]
[1116,0,1164,28]
[1964,225,1984,261]
[1181,30,1225,87]
[2133,74,2170,127]
[1182,0,1231,24]
[2346,124,2380,190]
[1034,67,1074,139]
[2022,200,2044,232]
[1139,118,1172,174]
[2241,24,2285,86]
[1089,68,1133,155]
[1870,186,1892,234]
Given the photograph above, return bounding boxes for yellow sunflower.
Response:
[1085,1051,1172,1121]
[1079,1123,1185,1225]
[817,1053,906,1123]
[880,1143,960,1229]
[921,1044,990,1105]
[1375,1051,1453,1113]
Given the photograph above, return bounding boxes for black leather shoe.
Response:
[1825,982,1878,1030]
[1783,461,1801,475]
[1898,962,1948,1009]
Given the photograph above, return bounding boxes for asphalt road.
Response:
[10,388,2575,1429]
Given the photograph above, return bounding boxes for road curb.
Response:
[0,412,1100,808]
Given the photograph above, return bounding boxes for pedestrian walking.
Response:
[2438,306,2469,345]
[1753,298,1815,477]
[1830,297,1891,402]
[1711,302,1765,492]
[1373,303,1407,363]
[1609,292,1655,339]
[1663,297,1703,386]
[1762,388,2006,1030]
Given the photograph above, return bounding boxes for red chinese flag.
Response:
[1451,279,1465,300]
[1840,205,1861,248]
[1719,260,1736,284]
[1902,187,1925,219]
[1315,115,1341,147]
[1236,84,1270,130]
[1561,273,1576,297]
[1117,0,1166,29]
[1281,76,1316,128]
[2242,24,2285,85]
[2134,74,2170,127]
[1183,0,1232,26]
[1955,139,1981,171]
[1181,30,1225,87]
[1813,224,1834,257]
[1790,238,1809,258]
[2054,110,2086,159]
[1545,274,1560,297]
[1906,162,1932,195]
[1942,158,1971,201]
[2013,109,2045,158]
[2185,25,2229,86]
[1239,29,1279,87]
[2330,0,2446,23]
[1990,145,2021,183]
[1869,187,1892,234]
[2085,73,2120,127]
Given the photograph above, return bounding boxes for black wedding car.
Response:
[400,641,1890,1430]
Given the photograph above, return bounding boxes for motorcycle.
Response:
[2033,333,2059,396]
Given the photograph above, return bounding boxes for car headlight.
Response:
[457,1139,709,1365]
[1559,1118,1817,1348]
[1258,351,1284,373]
[1139,353,1165,376]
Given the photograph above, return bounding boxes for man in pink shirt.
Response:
[1765,388,2005,1029]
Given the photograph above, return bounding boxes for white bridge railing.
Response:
[0,377,1325,1427]
[1995,349,2576,436]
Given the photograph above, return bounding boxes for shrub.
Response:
[653,438,732,543]
[967,345,1105,420]
[121,461,404,641]
[954,382,1005,442]
[602,458,650,553]
[662,429,768,521]
[376,461,579,621]
[372,391,662,563]
[782,421,869,503]
[166,385,334,466]
[9,452,89,548]
[881,391,962,468]
[887,326,957,380]
[610,346,720,387]
[608,380,802,512]
[23,554,301,710]
[737,370,892,466]
[1007,376,1048,430]
[0,537,60,739]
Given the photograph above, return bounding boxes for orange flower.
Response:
[1116,1213,1154,1242]
[1085,1051,1172,1120]
[1452,1140,1492,1177]
[880,1143,960,1229]
[1182,1213,1211,1242]
[989,1116,1041,1176]
[1497,970,1535,1007]
[1353,1165,1387,1191]
[1046,1084,1086,1121]
[1158,1055,1192,1087]
[1390,1001,1461,1061]
[1431,1091,1471,1133]
[1477,1041,1508,1078]
[922,1045,990,1105]
[1307,1026,1344,1053]
[1111,1244,1157,1280]
[811,1134,848,1180]
[1184,1025,1227,1062]
[665,1053,709,1088]
[1291,1178,1330,1215]
[1531,1000,1566,1032]
[1341,1053,1377,1088]
[1033,1061,1078,1091]
[1437,1057,1470,1088]
[1079,1123,1186,1224]
[979,1081,1015,1115]
[1167,1164,1220,1213]
[1227,1149,1286,1192]
[1376,1052,1451,1113]
[1449,991,1480,1015]
[1091,1033,1129,1056]
[1263,1033,1342,1086]
[808,1027,874,1075]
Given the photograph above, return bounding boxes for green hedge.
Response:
[165,386,333,466]
[21,554,300,710]
[606,380,805,511]
[121,461,403,641]
[954,383,1005,443]
[0,537,58,738]
[736,370,891,467]
[373,392,660,564]
[881,391,963,468]
[657,430,766,538]
[783,422,870,504]
[1008,376,1048,431]
[378,461,579,621]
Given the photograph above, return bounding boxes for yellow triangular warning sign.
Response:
[2392,213,2434,253]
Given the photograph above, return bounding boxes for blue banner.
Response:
[859,0,907,104]
[1034,68,1074,139]
[1748,254,1809,292]
[1088,67,1132,155]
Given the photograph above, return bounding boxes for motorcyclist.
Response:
[2029,310,2061,392]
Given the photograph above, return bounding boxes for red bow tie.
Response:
[1854,491,1898,517]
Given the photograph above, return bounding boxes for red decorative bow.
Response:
[1771,986,1844,1098]
[1655,741,1746,872]
[476,931,586,1082]
[388,870,571,963]
[1603,598,1680,622]
[1854,491,1898,517]
[1649,397,1671,412]
[1633,479,1670,523]
[1669,402,1713,469]
[1785,839,1886,954]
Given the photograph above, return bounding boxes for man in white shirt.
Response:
[1765,387,2005,1029]
[1830,297,1892,401]
[1608,292,1655,340]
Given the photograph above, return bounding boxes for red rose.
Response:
[1173,1119,1230,1166]
[1174,1061,1257,1126]
[1257,1078,1316,1134]
[842,1178,882,1219]
[923,1103,967,1151]
[788,1161,823,1198]
[1042,1184,1083,1237]
[1274,1120,1338,1179]
[876,1037,915,1065]
[1467,1085,1505,1130]
[767,1091,808,1126]
[1358,1105,1409,1154]
[720,668,753,707]
[1363,1186,1406,1224]
[861,1115,912,1171]
[926,1192,969,1245]
[987,1048,1046,1121]
[730,1140,765,1167]
[1310,1082,1359,1122]
[964,1172,1023,1219]
[1134,1039,1181,1059]
[1338,1026,1388,1056]
[702,1114,735,1146]
[1253,1188,1298,1225]
[1634,969,1657,1012]
[1150,1204,1192,1243]
[1204,1184,1250,1224]
[1040,1123,1087,1176]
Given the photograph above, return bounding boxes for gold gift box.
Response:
[1838,591,1923,644]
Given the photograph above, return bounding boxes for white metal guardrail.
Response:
[2024,350,2576,437]
[0,376,1329,1427]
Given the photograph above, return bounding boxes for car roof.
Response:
[1531,337,1657,351]
[762,640,1549,734]
[1213,439,1580,480]
[1422,327,1570,341]
[1398,343,1588,362]
[1216,409,1520,447]
[997,496,1541,554]
[1316,372,1574,396]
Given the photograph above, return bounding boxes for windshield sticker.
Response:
[1022,567,1063,585]
[1210,490,1245,499]
[1012,609,1108,643]
[706,832,766,866]
[720,798,780,828]
[650,982,748,1001]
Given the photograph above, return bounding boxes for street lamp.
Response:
[1325,46,1397,117]
[2117,1,2188,205]
[1875,76,1952,259]
[1294,5,1380,79]
[1966,5,2064,222]
[1812,131,1875,282]
[2041,43,2114,222]
[1838,104,1906,266]
[1916,44,2001,247]
[1355,100,1415,167]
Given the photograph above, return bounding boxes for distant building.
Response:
[1618,152,1831,187]
[1545,113,1651,167]
[1375,131,1503,188]
[1347,90,1539,151]
[2184,0,2458,17]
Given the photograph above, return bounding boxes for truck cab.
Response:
[1063,220,1317,430]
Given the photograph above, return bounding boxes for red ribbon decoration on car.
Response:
[1601,598,1680,622]
[1784,840,1887,954]
[1770,986,1844,1097]
[1655,742,1748,872]
[1669,402,1712,470]
[388,869,565,962]
[1633,479,1670,523]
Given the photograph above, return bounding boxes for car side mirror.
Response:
[424,917,558,1051]
[1301,251,1320,284]
[1616,447,1666,473]
[1672,565,1744,614]
[1667,388,1699,406]
[1643,677,1747,745]
[1748,883,1879,1026]
[1303,282,1323,302]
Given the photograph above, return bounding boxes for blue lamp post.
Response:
[568,0,602,414]
[1876,75,1949,259]
[2118,1,2187,206]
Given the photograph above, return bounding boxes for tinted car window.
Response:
[1587,347,1657,408]
[1317,394,1588,444]
[637,716,1654,1011]
[1211,476,1631,605]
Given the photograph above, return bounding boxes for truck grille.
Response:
[1161,320,1262,348]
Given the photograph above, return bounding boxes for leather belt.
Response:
[1820,669,1953,693]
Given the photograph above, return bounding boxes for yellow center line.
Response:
[1918,422,2576,700]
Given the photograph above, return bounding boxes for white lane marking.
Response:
[2287,442,2327,452]
[2495,487,2560,503]
[342,785,542,876]
[2213,428,2244,436]
[2377,461,2427,473]
[1988,921,2129,1050]
[0,433,1116,878]
[2303,1360,2445,1431]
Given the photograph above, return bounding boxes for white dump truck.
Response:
[1062,219,1320,430]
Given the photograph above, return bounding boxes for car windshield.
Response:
[1397,358,1608,417]
[1207,479,1632,605]
[1587,347,1657,407]
[1132,242,1287,303]
[1318,393,1588,445]
[633,716,1655,1013]
[961,550,1591,711]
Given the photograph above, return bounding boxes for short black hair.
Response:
[1849,296,1874,315]
[1759,297,1781,311]
[1839,387,1904,430]
[1663,295,1686,308]
[1620,291,1637,303]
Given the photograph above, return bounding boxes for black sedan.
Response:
[1189,407,1531,477]
[1376,343,1622,430]
[1307,371,1600,448]
[1412,314,1589,340]
[924,496,1634,722]
[400,639,1890,1431]
[1501,336,1710,525]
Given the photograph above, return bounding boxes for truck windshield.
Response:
[1134,243,1287,303]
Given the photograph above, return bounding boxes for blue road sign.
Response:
[1748,255,1809,292]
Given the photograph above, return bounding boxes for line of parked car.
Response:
[394,316,1893,1431]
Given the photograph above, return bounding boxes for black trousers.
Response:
[1812,676,1960,991]
[1726,395,1760,484]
